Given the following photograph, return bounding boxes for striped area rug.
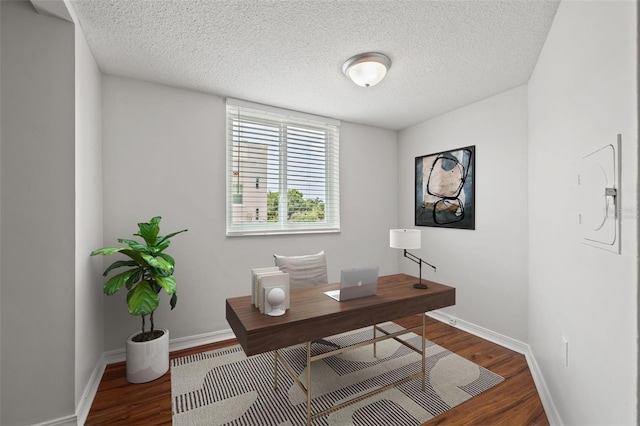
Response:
[171,322,503,425]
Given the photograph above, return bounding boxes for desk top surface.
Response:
[226,273,455,355]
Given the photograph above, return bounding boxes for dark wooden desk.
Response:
[226,273,455,424]
[226,273,455,356]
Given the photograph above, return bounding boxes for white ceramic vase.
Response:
[126,328,169,383]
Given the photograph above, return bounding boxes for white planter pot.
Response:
[126,328,169,383]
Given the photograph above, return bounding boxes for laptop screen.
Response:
[340,266,379,289]
[325,266,379,301]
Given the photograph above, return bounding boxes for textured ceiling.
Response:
[69,0,559,131]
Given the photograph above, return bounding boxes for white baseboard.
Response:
[169,328,236,353]
[76,355,107,425]
[30,414,78,426]
[524,348,563,426]
[103,346,126,365]
[427,310,562,426]
[427,311,529,354]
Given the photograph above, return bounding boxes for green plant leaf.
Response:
[156,229,188,245]
[157,253,175,267]
[127,281,159,316]
[102,260,138,277]
[151,281,162,294]
[125,269,142,290]
[118,248,145,264]
[155,275,177,295]
[91,247,124,256]
[170,293,177,310]
[148,267,171,278]
[118,239,153,254]
[103,269,139,295]
[141,253,172,272]
[118,238,141,247]
[154,239,170,253]
[135,217,161,246]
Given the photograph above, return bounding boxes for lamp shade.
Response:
[342,52,391,87]
[390,229,421,249]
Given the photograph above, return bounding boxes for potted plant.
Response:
[91,216,187,383]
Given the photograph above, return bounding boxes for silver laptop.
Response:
[324,266,379,301]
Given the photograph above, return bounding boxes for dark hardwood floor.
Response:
[86,315,549,425]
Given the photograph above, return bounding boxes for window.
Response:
[226,99,340,236]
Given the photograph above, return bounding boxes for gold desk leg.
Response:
[421,313,426,391]
[373,325,377,358]
[273,350,279,390]
[306,341,312,426]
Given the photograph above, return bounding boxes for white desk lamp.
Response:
[390,229,436,289]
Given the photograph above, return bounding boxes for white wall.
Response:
[101,75,399,352]
[397,86,530,343]
[528,1,638,425]
[74,12,104,421]
[0,1,76,424]
[0,2,3,422]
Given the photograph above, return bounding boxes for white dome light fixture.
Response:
[342,52,391,88]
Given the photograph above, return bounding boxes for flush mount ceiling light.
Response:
[342,52,391,88]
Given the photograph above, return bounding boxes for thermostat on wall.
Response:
[577,134,621,254]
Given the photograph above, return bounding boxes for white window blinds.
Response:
[226,99,340,236]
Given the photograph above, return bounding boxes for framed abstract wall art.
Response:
[415,145,475,230]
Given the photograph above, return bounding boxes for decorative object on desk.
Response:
[250,266,280,306]
[251,266,288,310]
[264,286,287,316]
[90,216,187,383]
[259,274,289,315]
[415,145,475,229]
[251,268,289,314]
[171,323,504,426]
[390,229,436,289]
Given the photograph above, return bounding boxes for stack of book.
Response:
[251,267,290,314]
